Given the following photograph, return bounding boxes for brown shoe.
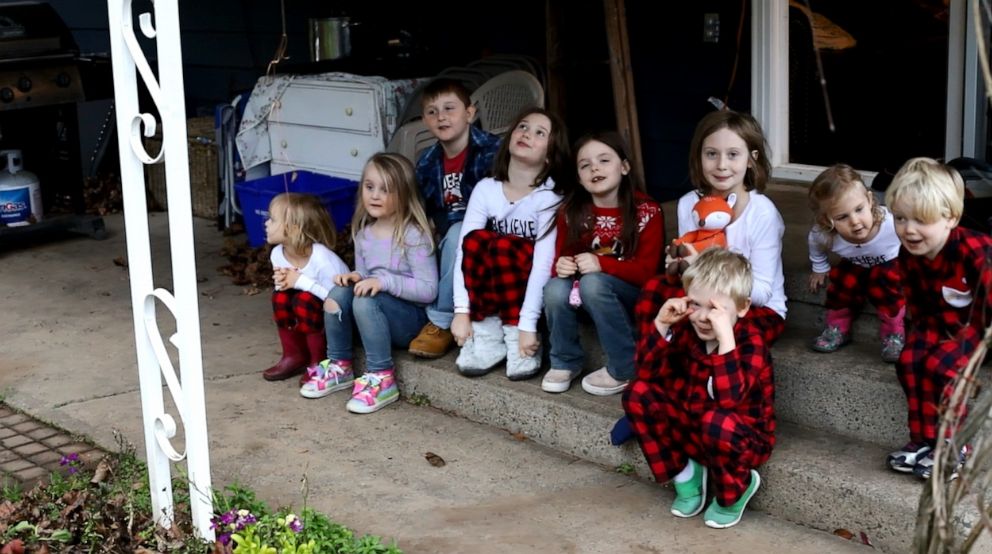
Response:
[409,322,455,359]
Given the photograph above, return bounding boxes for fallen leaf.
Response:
[112,256,128,268]
[90,457,113,484]
[860,532,874,548]
[243,286,262,296]
[425,452,446,467]
[511,432,528,442]
[833,529,854,540]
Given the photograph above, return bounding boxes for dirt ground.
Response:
[0,212,868,553]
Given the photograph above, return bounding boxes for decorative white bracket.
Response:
[106,0,214,540]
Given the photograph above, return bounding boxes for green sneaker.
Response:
[671,458,707,518]
[703,469,761,529]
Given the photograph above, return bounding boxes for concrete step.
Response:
[392,350,986,553]
[773,328,906,447]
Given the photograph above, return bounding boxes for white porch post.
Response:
[106,0,214,540]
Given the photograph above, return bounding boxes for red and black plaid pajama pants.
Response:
[461,229,535,325]
[634,274,785,345]
[825,259,904,317]
[271,289,324,333]
[623,379,773,506]
[897,323,981,444]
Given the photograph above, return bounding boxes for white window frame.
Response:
[752,0,984,185]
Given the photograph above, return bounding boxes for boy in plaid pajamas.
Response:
[884,157,992,479]
[623,248,773,529]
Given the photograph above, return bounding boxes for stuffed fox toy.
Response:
[665,195,734,275]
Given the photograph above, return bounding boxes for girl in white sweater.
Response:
[639,110,787,355]
[450,107,570,380]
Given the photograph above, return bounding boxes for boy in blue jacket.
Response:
[408,78,501,359]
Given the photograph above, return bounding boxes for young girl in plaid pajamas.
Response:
[807,164,905,362]
[450,107,570,380]
[884,157,992,479]
[624,248,773,529]
[541,131,664,395]
[302,153,437,413]
[262,193,349,381]
[637,110,787,347]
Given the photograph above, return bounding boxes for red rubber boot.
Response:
[263,327,308,381]
[299,332,328,385]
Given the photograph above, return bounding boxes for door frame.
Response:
[752,0,985,184]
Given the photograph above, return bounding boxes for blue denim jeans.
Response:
[426,221,462,330]
[325,285,428,371]
[543,273,640,380]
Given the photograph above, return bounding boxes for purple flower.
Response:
[59,453,79,466]
[67,466,78,475]
[285,513,303,533]
[217,532,232,545]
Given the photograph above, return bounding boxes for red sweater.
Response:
[554,192,664,287]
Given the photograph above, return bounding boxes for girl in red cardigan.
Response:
[542,131,664,395]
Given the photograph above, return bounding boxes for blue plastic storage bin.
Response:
[236,170,358,247]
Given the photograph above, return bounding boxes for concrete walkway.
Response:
[0,212,869,553]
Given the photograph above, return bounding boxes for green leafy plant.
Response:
[406,393,431,407]
[1,475,22,502]
[615,462,635,475]
[0,428,401,553]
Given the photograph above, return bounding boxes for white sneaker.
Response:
[541,369,578,393]
[581,367,629,396]
[503,325,542,381]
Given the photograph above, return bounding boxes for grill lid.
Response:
[0,2,78,60]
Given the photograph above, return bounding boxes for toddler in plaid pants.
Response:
[806,164,905,362]
[884,157,992,479]
[623,248,773,529]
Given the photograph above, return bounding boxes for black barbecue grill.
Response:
[0,1,103,244]
[0,2,84,111]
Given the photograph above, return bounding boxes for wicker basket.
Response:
[144,116,218,219]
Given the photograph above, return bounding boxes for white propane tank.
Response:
[0,149,42,227]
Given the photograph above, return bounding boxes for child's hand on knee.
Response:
[353,277,382,297]
[519,330,540,357]
[451,313,472,346]
[555,255,578,278]
[335,272,361,287]
[808,272,828,293]
[273,268,288,291]
[574,253,602,274]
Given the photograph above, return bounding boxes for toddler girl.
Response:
[637,110,787,347]
[542,131,664,395]
[301,153,437,414]
[262,192,348,381]
[807,163,904,362]
[450,107,570,379]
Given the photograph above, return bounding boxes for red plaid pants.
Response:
[461,229,535,324]
[897,323,981,443]
[634,274,785,346]
[825,259,904,318]
[623,379,773,506]
[271,289,324,333]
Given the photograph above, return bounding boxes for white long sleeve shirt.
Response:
[677,190,788,319]
[808,208,901,274]
[453,177,561,332]
[270,243,349,301]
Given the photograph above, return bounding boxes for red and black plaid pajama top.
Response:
[897,226,992,444]
[622,314,775,506]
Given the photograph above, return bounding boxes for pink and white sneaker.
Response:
[346,369,399,414]
[299,359,354,399]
